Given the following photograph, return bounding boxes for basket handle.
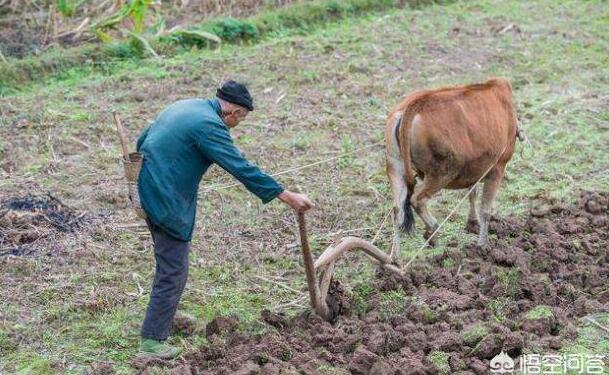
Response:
[112,112,130,160]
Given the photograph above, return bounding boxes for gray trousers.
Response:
[141,221,190,340]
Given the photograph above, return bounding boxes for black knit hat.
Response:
[216,80,254,111]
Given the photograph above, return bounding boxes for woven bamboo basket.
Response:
[113,113,148,220]
[123,152,147,219]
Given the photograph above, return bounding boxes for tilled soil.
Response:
[139,191,609,375]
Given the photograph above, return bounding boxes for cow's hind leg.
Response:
[391,207,401,261]
[411,176,445,247]
[386,155,412,261]
[465,185,479,234]
[479,168,505,247]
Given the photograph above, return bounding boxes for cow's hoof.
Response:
[477,238,490,249]
[423,230,437,248]
[465,219,479,234]
[389,244,400,260]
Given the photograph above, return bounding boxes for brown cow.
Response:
[385,78,518,259]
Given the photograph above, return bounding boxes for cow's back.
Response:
[404,78,517,189]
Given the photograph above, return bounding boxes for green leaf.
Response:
[125,30,158,58]
[57,0,75,17]
[171,27,222,44]
[95,29,113,43]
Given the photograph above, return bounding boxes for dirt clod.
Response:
[261,309,288,329]
[530,204,552,217]
[348,346,380,374]
[326,279,350,321]
[170,312,199,336]
[205,316,239,338]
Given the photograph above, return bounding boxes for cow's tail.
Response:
[401,188,415,234]
[389,109,416,234]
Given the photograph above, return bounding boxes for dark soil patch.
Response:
[0,26,41,59]
[141,191,609,374]
[0,193,91,256]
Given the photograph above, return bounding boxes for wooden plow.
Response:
[296,212,404,321]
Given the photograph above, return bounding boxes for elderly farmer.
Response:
[135,80,314,359]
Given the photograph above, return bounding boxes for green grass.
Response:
[463,323,490,347]
[1,0,608,373]
[378,289,407,319]
[426,350,450,374]
[497,268,522,298]
[411,297,438,324]
[0,328,17,355]
[351,283,376,316]
[525,305,554,321]
[488,298,511,323]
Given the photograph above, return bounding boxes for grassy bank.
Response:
[0,0,454,93]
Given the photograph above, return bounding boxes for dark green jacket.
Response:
[136,98,284,241]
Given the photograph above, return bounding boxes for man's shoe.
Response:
[138,338,182,359]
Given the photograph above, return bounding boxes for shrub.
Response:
[203,18,260,43]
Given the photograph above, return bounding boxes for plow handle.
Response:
[112,112,130,160]
[296,212,330,319]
